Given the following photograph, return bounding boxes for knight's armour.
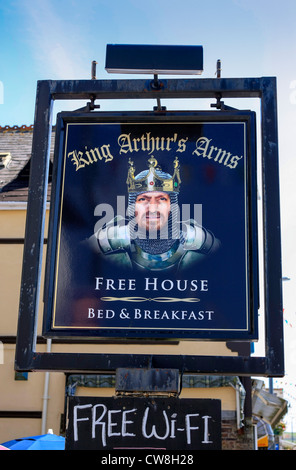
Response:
[89,217,220,273]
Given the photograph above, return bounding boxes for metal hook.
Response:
[151,74,161,90]
[211,59,237,110]
[150,74,166,111]
[216,59,221,78]
[89,94,100,111]
[91,60,97,80]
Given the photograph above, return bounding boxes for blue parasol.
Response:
[1,433,65,450]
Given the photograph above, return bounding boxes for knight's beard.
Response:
[138,211,166,233]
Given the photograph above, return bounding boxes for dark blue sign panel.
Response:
[44,112,258,340]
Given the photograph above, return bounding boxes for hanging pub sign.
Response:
[43,111,258,340]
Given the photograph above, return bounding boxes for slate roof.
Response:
[0,125,54,202]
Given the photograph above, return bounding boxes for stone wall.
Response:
[222,415,254,450]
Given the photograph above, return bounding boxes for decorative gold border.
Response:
[51,120,250,333]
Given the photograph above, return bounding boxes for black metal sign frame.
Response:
[15,76,283,376]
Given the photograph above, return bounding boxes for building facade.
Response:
[0,124,279,450]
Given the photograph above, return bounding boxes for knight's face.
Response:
[135,191,171,232]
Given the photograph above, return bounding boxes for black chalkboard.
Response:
[66,396,221,450]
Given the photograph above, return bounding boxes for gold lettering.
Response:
[193,137,243,170]
[192,137,212,157]
[132,137,141,152]
[166,134,177,151]
[176,137,188,153]
[100,144,113,162]
[146,132,155,154]
[118,133,134,154]
[227,155,243,169]
[67,145,114,171]
[118,132,181,154]
[213,148,230,164]
[67,150,90,171]
[85,147,98,163]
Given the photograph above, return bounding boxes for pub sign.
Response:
[43,111,258,340]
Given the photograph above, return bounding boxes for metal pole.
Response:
[41,339,52,434]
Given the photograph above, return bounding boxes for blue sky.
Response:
[1,0,295,125]
[1,0,296,427]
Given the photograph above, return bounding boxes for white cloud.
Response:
[18,0,89,79]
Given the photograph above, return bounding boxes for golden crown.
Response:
[126,156,181,193]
